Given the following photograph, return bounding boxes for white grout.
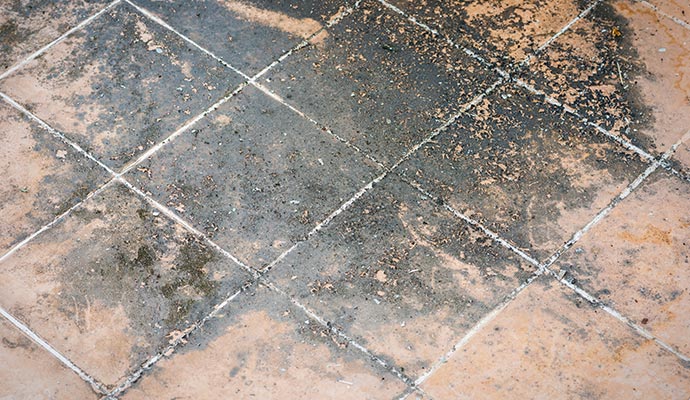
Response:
[0,306,109,395]
[0,0,122,81]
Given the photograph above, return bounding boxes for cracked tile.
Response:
[421,277,690,400]
[0,0,110,72]
[120,284,406,399]
[0,182,252,387]
[131,0,352,75]
[127,85,380,268]
[0,101,110,255]
[398,84,648,261]
[267,174,536,377]
[387,0,588,69]
[553,170,690,356]
[262,0,498,167]
[0,317,98,400]
[0,2,241,170]
[521,0,690,154]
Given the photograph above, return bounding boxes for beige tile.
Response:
[652,0,690,25]
[121,285,406,399]
[421,278,690,400]
[0,101,110,254]
[0,182,252,387]
[0,317,98,400]
[523,0,690,154]
[553,171,690,355]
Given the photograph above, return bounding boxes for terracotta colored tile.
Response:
[652,0,690,25]
[0,0,110,72]
[0,3,241,170]
[0,318,98,399]
[553,171,690,356]
[421,278,690,400]
[387,0,586,68]
[132,0,352,75]
[0,101,110,254]
[398,84,648,260]
[670,137,690,177]
[0,182,252,387]
[522,0,690,154]
[127,85,380,268]
[120,285,406,399]
[262,0,499,167]
[268,174,536,377]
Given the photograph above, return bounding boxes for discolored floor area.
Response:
[1,0,689,399]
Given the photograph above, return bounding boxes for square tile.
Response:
[387,0,587,69]
[262,0,499,167]
[420,277,690,399]
[0,101,110,254]
[0,317,98,399]
[0,0,110,72]
[267,174,536,377]
[521,0,690,154]
[398,84,648,260]
[132,0,352,75]
[0,2,242,170]
[653,0,690,25]
[0,182,252,387]
[127,85,380,268]
[120,285,407,399]
[553,171,690,355]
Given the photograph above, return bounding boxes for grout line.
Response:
[635,0,690,31]
[104,286,249,398]
[410,272,544,389]
[0,307,109,395]
[0,0,122,81]
[123,0,250,80]
[0,179,116,265]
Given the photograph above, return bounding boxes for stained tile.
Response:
[0,182,252,387]
[387,0,587,69]
[398,84,648,260]
[0,0,110,72]
[0,2,241,170]
[262,0,498,167]
[0,101,110,254]
[521,0,690,154]
[653,0,690,25]
[120,284,406,399]
[421,278,690,400]
[127,85,380,268]
[553,171,690,356]
[131,0,352,75]
[267,174,536,377]
[0,318,99,399]
[670,136,690,177]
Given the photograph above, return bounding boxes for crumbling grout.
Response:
[0,306,109,395]
[634,0,690,31]
[0,0,122,82]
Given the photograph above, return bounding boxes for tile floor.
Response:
[0,0,689,399]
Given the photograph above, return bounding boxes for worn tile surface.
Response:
[132,0,351,75]
[120,285,407,399]
[263,0,498,167]
[0,2,241,170]
[522,0,690,154]
[0,0,110,72]
[398,84,647,260]
[553,170,690,355]
[0,318,98,400]
[128,85,380,268]
[653,0,690,25]
[0,101,110,254]
[0,182,252,387]
[268,175,536,377]
[421,277,690,399]
[388,0,588,69]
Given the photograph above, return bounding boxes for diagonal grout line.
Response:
[0,307,109,395]
[635,0,690,31]
[0,0,122,81]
